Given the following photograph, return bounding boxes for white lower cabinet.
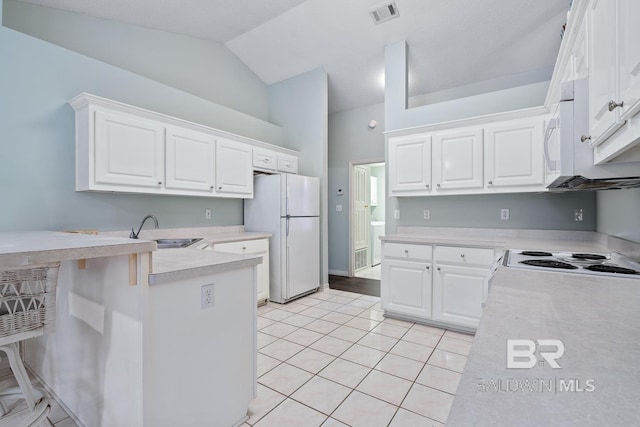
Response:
[212,239,270,305]
[432,265,489,329]
[382,259,432,318]
[381,241,498,331]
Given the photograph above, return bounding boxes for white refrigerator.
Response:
[244,174,320,303]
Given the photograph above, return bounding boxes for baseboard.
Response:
[319,283,330,290]
[328,270,349,277]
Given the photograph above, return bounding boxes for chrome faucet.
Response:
[130,215,159,239]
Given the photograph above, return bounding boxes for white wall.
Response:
[3,0,270,120]
[268,68,329,285]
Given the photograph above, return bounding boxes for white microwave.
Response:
[546,78,640,191]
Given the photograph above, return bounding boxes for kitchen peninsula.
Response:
[0,229,262,427]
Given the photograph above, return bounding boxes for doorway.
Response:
[349,161,385,281]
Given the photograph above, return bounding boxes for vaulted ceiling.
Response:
[18,0,567,113]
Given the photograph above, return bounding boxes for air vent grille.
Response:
[370,1,400,24]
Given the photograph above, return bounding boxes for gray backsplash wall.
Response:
[596,189,640,243]
[392,192,596,231]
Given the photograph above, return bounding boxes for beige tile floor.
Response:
[247,288,473,426]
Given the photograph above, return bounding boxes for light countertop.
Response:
[447,265,640,426]
[148,248,262,285]
[0,231,155,268]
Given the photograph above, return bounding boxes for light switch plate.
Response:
[394,210,400,219]
[336,205,343,212]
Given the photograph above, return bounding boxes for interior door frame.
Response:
[348,157,385,277]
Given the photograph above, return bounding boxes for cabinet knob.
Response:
[488,180,493,185]
[461,254,465,258]
[218,186,222,190]
[242,247,246,251]
[437,267,441,271]
[580,135,591,143]
[426,266,430,270]
[158,181,162,185]
[426,184,430,188]
[404,249,409,254]
[436,184,441,188]
[608,100,624,112]
[210,186,214,189]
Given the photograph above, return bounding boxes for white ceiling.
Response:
[18,0,567,114]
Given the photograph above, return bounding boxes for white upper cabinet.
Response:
[165,126,215,192]
[484,118,545,188]
[388,134,432,195]
[588,0,624,146]
[70,93,299,199]
[618,0,640,121]
[94,110,165,189]
[215,138,253,196]
[432,127,484,191]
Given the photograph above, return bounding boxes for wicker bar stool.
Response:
[0,263,60,427]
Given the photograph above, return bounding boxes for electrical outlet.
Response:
[423,209,430,220]
[500,208,510,220]
[201,284,214,309]
[574,208,583,221]
[394,209,400,219]
[205,208,212,219]
[336,205,343,212]
[337,188,344,196]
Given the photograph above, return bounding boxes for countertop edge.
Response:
[148,256,262,285]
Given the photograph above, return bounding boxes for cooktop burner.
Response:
[584,265,639,275]
[521,251,553,257]
[520,260,578,269]
[572,253,608,260]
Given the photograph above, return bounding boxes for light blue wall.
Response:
[396,192,596,230]
[328,103,385,274]
[0,18,281,232]
[3,0,270,120]
[596,189,640,243]
[384,41,549,132]
[268,68,329,284]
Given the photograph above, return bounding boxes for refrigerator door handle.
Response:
[286,216,290,236]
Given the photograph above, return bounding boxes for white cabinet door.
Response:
[484,119,545,187]
[388,134,431,195]
[94,110,164,188]
[433,264,488,329]
[382,259,432,318]
[432,128,483,191]
[618,0,640,121]
[588,0,623,145]
[213,239,270,305]
[215,139,253,196]
[165,126,215,192]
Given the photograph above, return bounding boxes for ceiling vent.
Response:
[369,1,400,24]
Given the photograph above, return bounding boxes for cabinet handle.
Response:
[437,267,441,271]
[158,181,162,185]
[580,135,591,143]
[242,247,246,251]
[488,180,493,185]
[264,158,271,163]
[608,100,624,112]
[436,184,441,188]
[461,254,465,258]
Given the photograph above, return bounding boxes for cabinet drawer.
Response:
[253,150,277,171]
[384,243,432,261]
[213,239,268,254]
[435,246,495,267]
[277,155,298,174]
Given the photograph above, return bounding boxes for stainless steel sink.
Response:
[155,238,202,249]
